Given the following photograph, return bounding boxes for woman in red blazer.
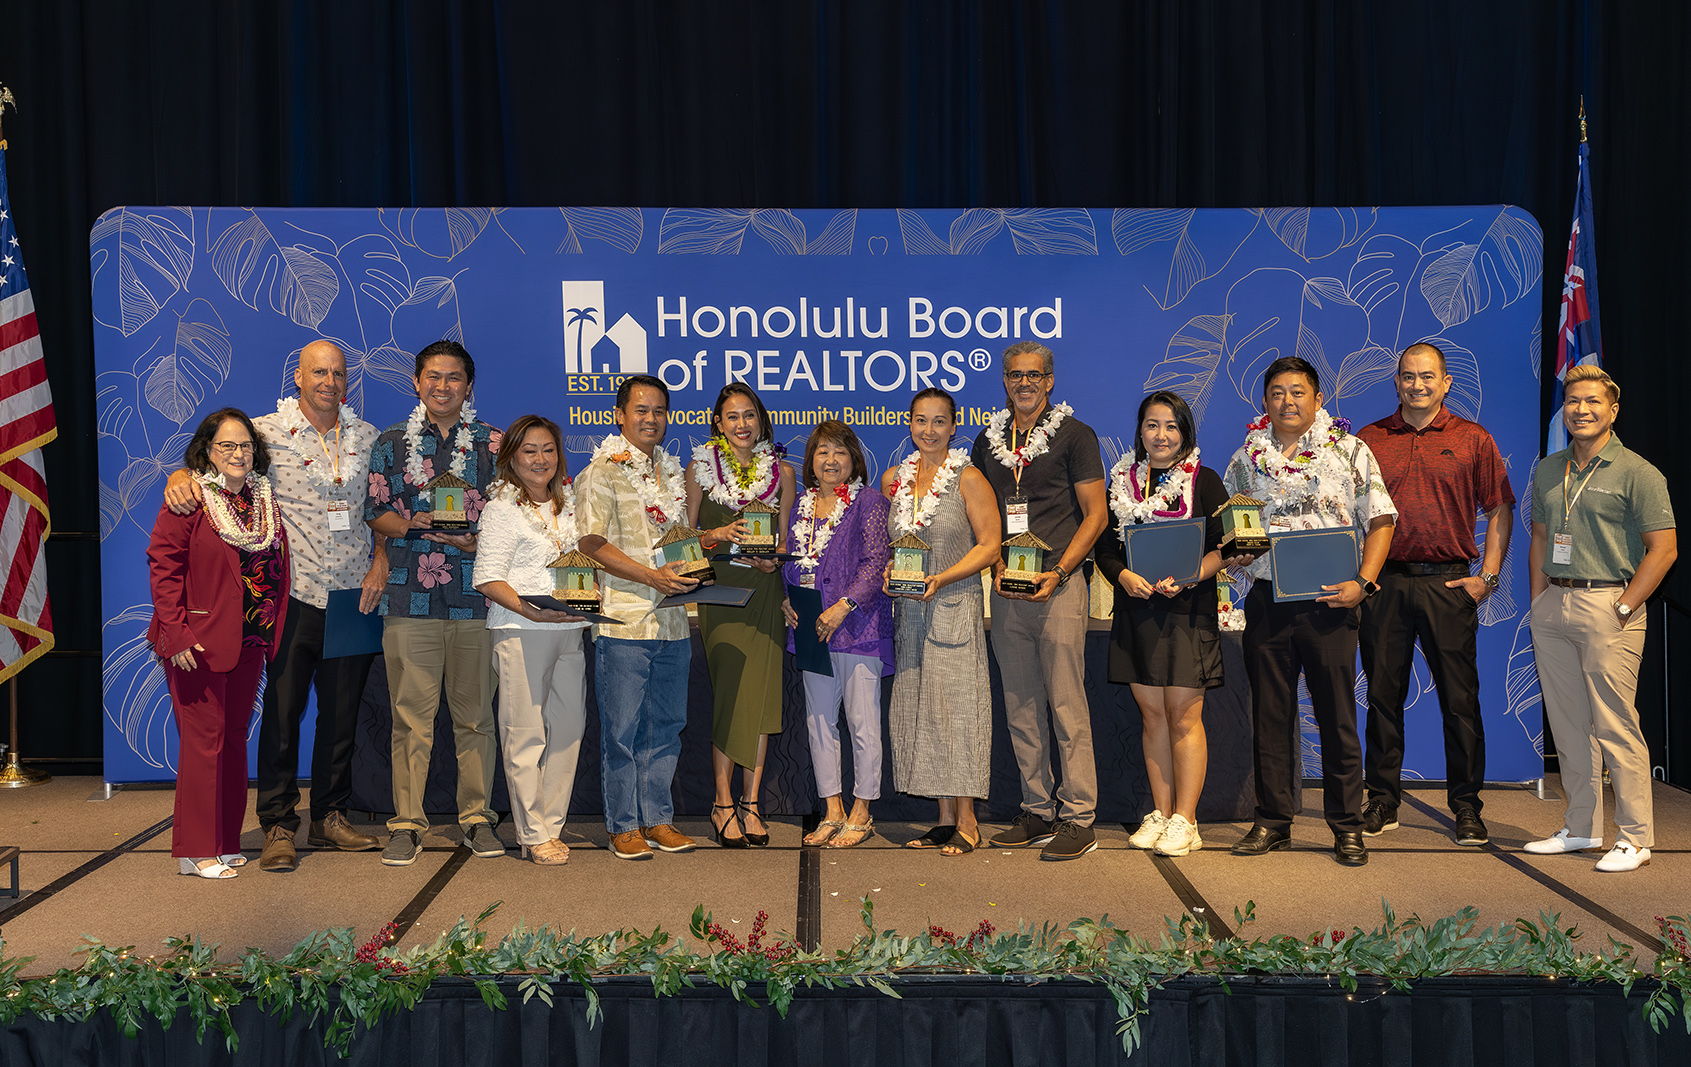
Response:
[148,408,290,879]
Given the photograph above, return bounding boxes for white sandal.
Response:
[217,853,247,868]
[178,857,237,879]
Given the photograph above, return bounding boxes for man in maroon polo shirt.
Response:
[1357,342,1515,846]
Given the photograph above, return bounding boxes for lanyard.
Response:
[1561,457,1602,531]
[313,422,342,482]
[1009,422,1026,494]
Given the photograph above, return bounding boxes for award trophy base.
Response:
[677,559,717,587]
[1000,571,1042,595]
[560,594,603,616]
[888,572,928,597]
[1222,533,1271,555]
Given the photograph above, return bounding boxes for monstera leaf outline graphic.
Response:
[1503,608,1546,756]
[1112,209,1259,309]
[379,207,500,260]
[1417,208,1543,330]
[140,298,233,425]
[89,206,196,337]
[207,209,341,330]
[557,207,646,254]
[1142,313,1231,424]
[1259,207,1378,262]
[897,209,1098,256]
[657,208,860,255]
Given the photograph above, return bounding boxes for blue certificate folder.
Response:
[323,588,384,658]
[657,584,755,610]
[1122,517,1206,586]
[1268,526,1362,602]
[785,585,833,676]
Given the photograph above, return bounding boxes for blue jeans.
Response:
[595,636,690,834]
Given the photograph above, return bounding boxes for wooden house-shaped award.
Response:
[1001,531,1052,595]
[1214,493,1269,554]
[736,498,779,554]
[887,532,932,597]
[427,471,474,531]
[548,549,603,615]
[656,523,716,585]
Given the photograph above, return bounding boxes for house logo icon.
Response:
[562,281,648,376]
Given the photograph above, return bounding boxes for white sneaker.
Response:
[1155,814,1202,857]
[1594,842,1651,872]
[1129,811,1169,849]
[1522,828,1603,854]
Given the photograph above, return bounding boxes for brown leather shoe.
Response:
[259,825,297,872]
[609,829,654,860]
[308,812,380,851]
[640,823,698,853]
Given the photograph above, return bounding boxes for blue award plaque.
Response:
[1268,526,1362,602]
[1122,517,1205,586]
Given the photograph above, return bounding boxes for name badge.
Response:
[327,501,352,532]
[1552,532,1574,566]
[1005,495,1030,536]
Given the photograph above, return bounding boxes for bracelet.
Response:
[1053,564,1071,585]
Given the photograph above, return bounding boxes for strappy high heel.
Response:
[736,797,770,847]
[711,803,748,848]
[178,857,237,880]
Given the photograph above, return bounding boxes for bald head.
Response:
[295,340,348,423]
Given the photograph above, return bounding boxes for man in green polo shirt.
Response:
[1526,365,1677,873]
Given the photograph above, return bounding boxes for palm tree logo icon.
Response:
[567,305,599,372]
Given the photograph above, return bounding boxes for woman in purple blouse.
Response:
[781,420,892,848]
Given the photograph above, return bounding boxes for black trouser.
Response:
[256,596,377,831]
[1242,583,1364,834]
[1358,564,1485,814]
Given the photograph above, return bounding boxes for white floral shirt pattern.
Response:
[253,409,379,610]
[574,436,689,642]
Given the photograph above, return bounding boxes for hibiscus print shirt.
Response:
[363,416,499,620]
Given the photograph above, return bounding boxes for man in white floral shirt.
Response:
[1222,355,1395,868]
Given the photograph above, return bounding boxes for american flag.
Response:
[0,146,57,682]
[1548,140,1603,454]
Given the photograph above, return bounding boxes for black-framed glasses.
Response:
[212,441,255,455]
[1003,370,1050,383]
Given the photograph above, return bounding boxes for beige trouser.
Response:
[1530,585,1653,847]
[492,628,588,845]
[989,574,1098,826]
[383,617,498,832]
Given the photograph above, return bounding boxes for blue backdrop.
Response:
[93,205,1544,786]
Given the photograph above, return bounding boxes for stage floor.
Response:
[2,776,1686,972]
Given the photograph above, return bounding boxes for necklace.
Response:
[890,448,969,536]
[402,400,478,488]
[794,481,862,579]
[691,438,780,509]
[984,402,1072,473]
[1241,409,1354,515]
[489,479,580,556]
[591,434,687,528]
[195,472,282,551]
[1109,448,1200,532]
[275,396,365,490]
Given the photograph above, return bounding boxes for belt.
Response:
[1383,560,1469,576]
[1547,576,1625,589]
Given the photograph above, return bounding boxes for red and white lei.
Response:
[889,448,969,537]
[487,479,581,556]
[592,434,687,528]
[691,438,780,509]
[275,396,366,491]
[1241,409,1354,515]
[794,480,862,580]
[1109,448,1201,535]
[983,402,1073,472]
[195,471,283,552]
[403,400,478,488]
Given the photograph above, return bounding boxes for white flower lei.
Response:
[691,438,780,509]
[591,434,687,528]
[275,396,364,491]
[1109,448,1201,537]
[403,400,478,488]
[794,480,863,579]
[488,479,581,556]
[1241,408,1354,516]
[984,402,1073,472]
[195,471,283,552]
[890,448,970,537]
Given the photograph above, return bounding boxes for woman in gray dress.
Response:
[882,388,1002,855]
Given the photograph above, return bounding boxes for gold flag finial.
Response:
[0,85,14,150]
[1578,95,1588,144]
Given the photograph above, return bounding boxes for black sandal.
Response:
[711,803,748,848]
[736,798,770,847]
[941,828,980,856]
[903,824,958,849]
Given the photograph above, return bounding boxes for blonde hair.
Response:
[1564,364,1619,404]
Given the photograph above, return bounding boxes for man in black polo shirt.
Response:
[970,340,1109,861]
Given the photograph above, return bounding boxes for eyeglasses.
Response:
[1003,370,1050,383]
[212,441,255,455]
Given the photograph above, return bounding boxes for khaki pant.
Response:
[492,628,588,846]
[383,617,498,832]
[1530,585,1653,847]
[989,574,1098,826]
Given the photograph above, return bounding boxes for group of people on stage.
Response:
[146,335,1675,879]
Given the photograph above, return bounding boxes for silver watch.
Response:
[1480,571,1500,590]
[1616,600,1633,619]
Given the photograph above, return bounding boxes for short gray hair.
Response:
[1002,341,1053,375]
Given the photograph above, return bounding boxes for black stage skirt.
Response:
[1107,599,1223,689]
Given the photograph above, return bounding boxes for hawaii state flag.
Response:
[1548,140,1603,454]
[0,146,57,683]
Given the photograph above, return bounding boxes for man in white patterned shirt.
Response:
[164,340,388,871]
[1222,355,1396,868]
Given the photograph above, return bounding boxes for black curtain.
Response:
[0,0,1682,768]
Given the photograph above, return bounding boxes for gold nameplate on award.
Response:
[426,472,474,532]
[1215,492,1270,555]
[1000,531,1052,595]
[888,532,932,597]
[656,524,716,585]
[734,499,779,555]
[548,549,603,615]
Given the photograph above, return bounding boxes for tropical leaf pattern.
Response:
[557,207,645,254]
[89,207,195,337]
[1418,208,1543,329]
[207,209,340,329]
[899,209,1098,255]
[1114,209,1259,309]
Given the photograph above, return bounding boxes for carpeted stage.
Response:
[3,775,1690,1064]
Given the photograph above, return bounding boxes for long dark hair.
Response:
[1133,391,1198,466]
[493,414,570,513]
[184,407,271,476]
[711,382,773,445]
[801,420,868,490]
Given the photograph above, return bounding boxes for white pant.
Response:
[803,653,883,800]
[491,628,588,845]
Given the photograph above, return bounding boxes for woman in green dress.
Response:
[685,383,797,847]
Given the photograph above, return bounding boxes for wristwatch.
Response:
[1358,577,1380,598]
[842,596,858,612]
[1616,600,1633,619]
[1480,571,1500,590]
[1053,563,1071,586]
